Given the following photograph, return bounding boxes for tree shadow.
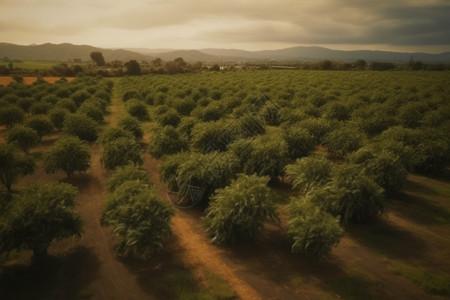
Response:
[117,236,197,299]
[0,246,100,300]
[347,217,427,259]
[217,228,375,300]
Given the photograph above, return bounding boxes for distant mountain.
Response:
[1,43,449,63]
[0,43,150,62]
[150,50,219,62]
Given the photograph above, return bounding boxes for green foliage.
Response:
[107,164,152,192]
[71,90,91,106]
[349,147,407,196]
[297,118,332,145]
[48,107,70,131]
[324,125,365,157]
[24,115,54,139]
[102,181,174,259]
[156,109,181,127]
[126,99,149,121]
[0,105,25,128]
[117,115,143,140]
[101,137,143,170]
[191,120,240,153]
[29,101,51,115]
[285,154,333,193]
[44,136,90,177]
[0,143,35,192]
[99,126,135,145]
[203,174,279,244]
[160,151,239,202]
[0,183,82,257]
[55,98,77,113]
[6,127,40,153]
[78,102,104,123]
[287,197,343,258]
[229,134,289,181]
[281,126,315,159]
[172,98,197,115]
[63,113,98,142]
[310,164,386,225]
[149,125,188,159]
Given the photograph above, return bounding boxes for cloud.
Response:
[0,0,449,50]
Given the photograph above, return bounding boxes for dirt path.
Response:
[56,82,153,299]
[143,154,262,300]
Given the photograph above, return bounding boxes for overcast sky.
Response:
[1,0,449,53]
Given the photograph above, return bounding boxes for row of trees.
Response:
[122,70,450,257]
[0,78,114,259]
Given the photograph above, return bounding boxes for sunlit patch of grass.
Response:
[388,261,450,296]
[202,268,236,299]
[290,274,303,286]
[326,275,372,300]
[153,268,212,300]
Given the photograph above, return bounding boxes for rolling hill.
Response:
[1,42,449,63]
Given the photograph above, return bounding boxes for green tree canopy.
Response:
[0,105,24,128]
[285,154,333,193]
[44,136,91,177]
[287,196,343,258]
[90,51,106,67]
[107,164,152,192]
[63,113,98,142]
[310,164,385,225]
[0,183,82,257]
[117,115,143,140]
[6,126,40,153]
[101,137,143,170]
[102,181,174,259]
[148,125,188,159]
[24,115,54,139]
[203,174,280,244]
[0,143,35,193]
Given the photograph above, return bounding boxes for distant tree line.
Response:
[1,52,449,77]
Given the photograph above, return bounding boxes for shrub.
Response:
[0,183,82,258]
[44,136,90,177]
[29,101,51,115]
[149,126,188,159]
[99,127,135,145]
[63,113,97,142]
[6,126,40,153]
[323,125,365,157]
[282,126,315,159]
[24,115,54,139]
[117,115,143,140]
[102,181,174,259]
[78,102,104,123]
[0,143,35,192]
[107,164,152,192]
[203,174,279,244]
[287,197,343,258]
[126,99,149,121]
[311,164,385,225]
[156,109,181,127]
[285,154,333,193]
[48,107,70,131]
[101,137,143,169]
[0,105,24,128]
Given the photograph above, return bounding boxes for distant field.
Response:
[0,76,76,85]
[0,61,87,70]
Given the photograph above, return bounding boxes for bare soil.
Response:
[0,76,76,85]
